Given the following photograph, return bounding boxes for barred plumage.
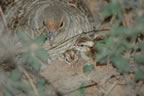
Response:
[0,0,95,62]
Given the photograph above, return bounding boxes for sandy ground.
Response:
[40,57,124,96]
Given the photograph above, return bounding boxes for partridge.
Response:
[62,34,97,67]
[73,29,109,62]
[63,49,79,68]
[74,35,96,61]
[1,0,95,63]
[63,35,95,67]
[25,0,95,60]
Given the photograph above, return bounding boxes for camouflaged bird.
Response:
[22,0,95,61]
[1,0,95,63]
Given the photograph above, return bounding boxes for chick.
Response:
[73,35,97,61]
[63,49,79,68]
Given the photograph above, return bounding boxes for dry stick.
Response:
[123,13,128,27]
[39,27,47,35]
[48,29,109,50]
[105,81,117,96]
[24,71,40,96]
[64,82,97,95]
[110,14,116,25]
[100,70,118,85]
[0,6,9,33]
[97,70,118,95]
[98,86,106,95]
[122,10,130,27]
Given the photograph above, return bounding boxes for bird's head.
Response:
[42,6,66,45]
[73,36,94,52]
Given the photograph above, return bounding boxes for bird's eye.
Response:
[59,22,64,28]
[80,44,84,47]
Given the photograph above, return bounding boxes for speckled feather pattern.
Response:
[0,0,95,62]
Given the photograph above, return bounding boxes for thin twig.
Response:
[0,6,9,33]
[39,27,47,35]
[64,82,97,95]
[110,15,116,25]
[100,70,118,85]
[122,10,130,27]
[48,29,109,50]
[24,71,40,96]
[105,81,117,96]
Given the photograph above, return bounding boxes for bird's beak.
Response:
[45,28,56,46]
[48,29,56,41]
[72,46,81,51]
